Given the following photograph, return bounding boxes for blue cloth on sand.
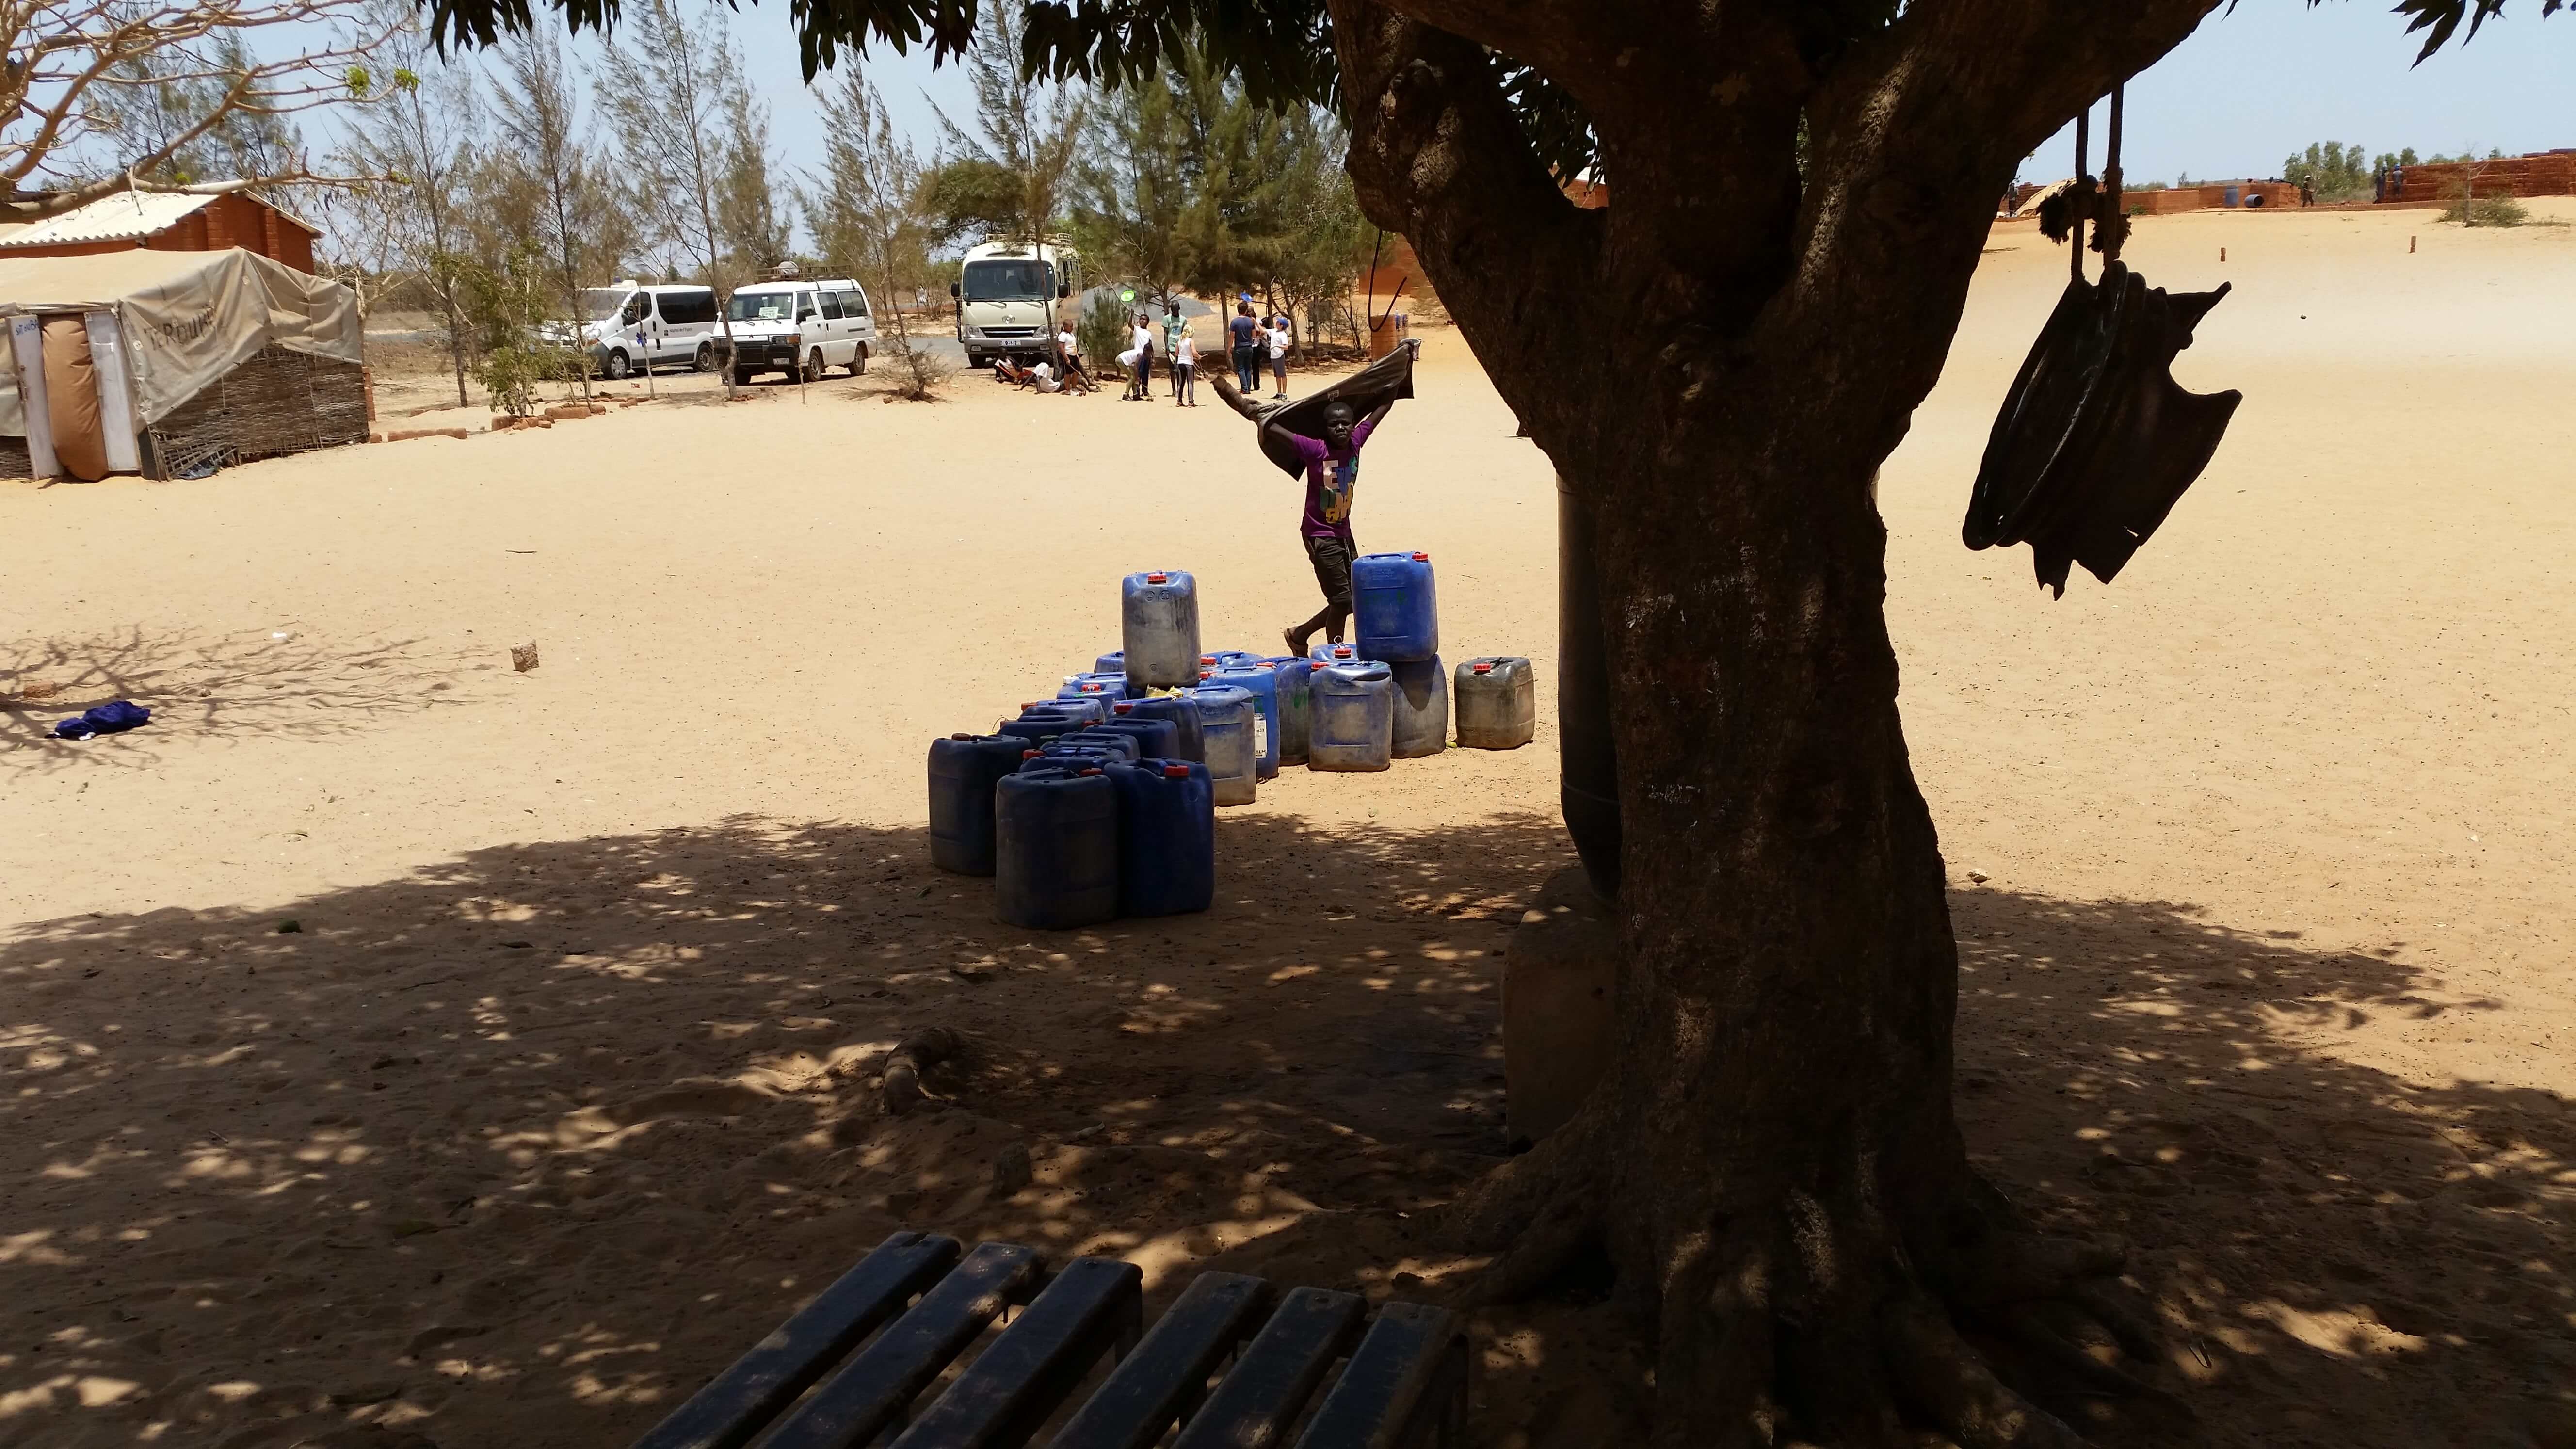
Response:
[53,700,151,739]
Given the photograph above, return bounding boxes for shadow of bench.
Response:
[632,1229,1469,1448]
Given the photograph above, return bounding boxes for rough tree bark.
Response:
[1327,0,2221,1441]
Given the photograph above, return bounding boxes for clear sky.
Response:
[390,0,2571,233]
[705,0,2571,185]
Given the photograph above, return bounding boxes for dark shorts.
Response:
[1304,533,1354,609]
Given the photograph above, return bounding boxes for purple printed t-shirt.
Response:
[1289,417,1375,539]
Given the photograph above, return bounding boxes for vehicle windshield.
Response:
[727,291,799,323]
[577,288,628,321]
[963,260,1050,302]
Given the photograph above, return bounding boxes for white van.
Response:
[560,282,722,379]
[951,241,1078,369]
[725,278,876,385]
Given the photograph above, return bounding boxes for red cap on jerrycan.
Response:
[1472,662,1493,674]
[1022,749,1042,759]
[1146,572,1168,583]
[1411,551,1430,561]
[1162,764,1191,778]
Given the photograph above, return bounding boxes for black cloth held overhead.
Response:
[1964,261,2241,596]
[1236,341,1417,478]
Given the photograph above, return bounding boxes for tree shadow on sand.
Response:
[1,626,490,779]
[0,813,2567,1448]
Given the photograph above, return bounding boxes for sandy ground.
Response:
[4,200,2574,1448]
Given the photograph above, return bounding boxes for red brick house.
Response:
[0,189,319,274]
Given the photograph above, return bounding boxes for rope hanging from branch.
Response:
[2039,84,2131,274]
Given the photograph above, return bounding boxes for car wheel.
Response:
[731,368,756,388]
[603,349,631,380]
[851,342,869,377]
[693,344,712,373]
[966,352,985,370]
[803,350,824,383]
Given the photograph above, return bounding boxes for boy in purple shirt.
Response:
[1210,339,1414,656]
[1282,400,1391,655]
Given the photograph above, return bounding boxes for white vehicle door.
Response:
[644,290,675,361]
[661,290,717,368]
[795,287,828,372]
[817,289,849,368]
[844,285,876,351]
[612,291,650,377]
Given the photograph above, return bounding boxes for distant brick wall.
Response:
[2391,152,2576,203]
[2131,181,2302,213]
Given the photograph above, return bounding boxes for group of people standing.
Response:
[993,300,1301,406]
[1109,301,1294,406]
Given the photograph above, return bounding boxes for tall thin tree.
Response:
[486,29,615,386]
[715,97,795,280]
[809,62,949,400]
[328,3,480,405]
[596,0,743,394]
[928,2,1085,249]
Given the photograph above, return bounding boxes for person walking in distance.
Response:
[1228,301,1261,393]
[1173,330,1198,407]
[1266,312,1291,398]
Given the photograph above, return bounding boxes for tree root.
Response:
[880,1026,959,1115]
[1443,1142,2180,1447]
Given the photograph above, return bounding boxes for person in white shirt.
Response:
[1173,332,1198,407]
[1266,314,1291,398]
[1127,315,1155,401]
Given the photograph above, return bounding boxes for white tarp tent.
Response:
[0,248,360,470]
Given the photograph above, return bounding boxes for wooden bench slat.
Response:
[1290,1303,1467,1449]
[1169,1286,1366,1449]
[630,1230,960,1449]
[886,1256,1143,1449]
[1048,1272,1274,1449]
[755,1240,1045,1449]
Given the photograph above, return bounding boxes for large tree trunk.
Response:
[1326,0,2223,1440]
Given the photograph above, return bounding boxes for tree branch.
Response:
[1758,0,2223,422]
[1325,0,1600,434]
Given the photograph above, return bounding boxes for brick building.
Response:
[0,189,319,274]
[2386,150,2576,203]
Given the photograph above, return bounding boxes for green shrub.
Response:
[2442,182,2528,227]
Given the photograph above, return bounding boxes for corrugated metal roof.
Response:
[0,191,217,248]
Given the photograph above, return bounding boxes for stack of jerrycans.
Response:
[1351,550,1446,757]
